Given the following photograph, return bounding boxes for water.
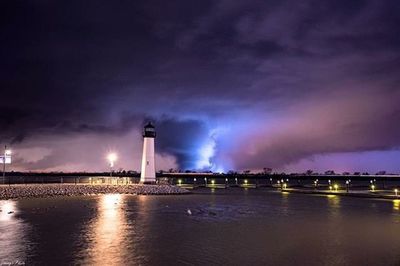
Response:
[1,188,400,265]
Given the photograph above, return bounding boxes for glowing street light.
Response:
[107,153,117,177]
[282,183,287,189]
[395,188,398,197]
[334,184,339,192]
[107,153,117,167]
[371,184,376,192]
[2,146,12,185]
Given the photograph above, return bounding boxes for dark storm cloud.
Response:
[1,0,400,171]
[152,117,209,170]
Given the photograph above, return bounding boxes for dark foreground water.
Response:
[1,188,400,265]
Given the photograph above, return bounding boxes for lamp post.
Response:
[2,146,11,185]
[107,153,117,184]
[2,145,5,185]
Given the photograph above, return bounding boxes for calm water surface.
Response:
[1,188,400,265]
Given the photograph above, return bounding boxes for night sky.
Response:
[1,0,400,173]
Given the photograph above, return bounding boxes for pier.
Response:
[2,172,400,200]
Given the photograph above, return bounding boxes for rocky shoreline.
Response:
[0,184,190,200]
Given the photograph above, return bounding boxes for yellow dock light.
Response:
[211,180,215,185]
[334,184,339,191]
[178,179,182,185]
[244,179,248,184]
[395,188,398,197]
[283,183,287,189]
[329,185,333,191]
[371,184,375,192]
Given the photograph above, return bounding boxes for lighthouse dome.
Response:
[143,122,156,138]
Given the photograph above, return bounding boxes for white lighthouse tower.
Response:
[140,122,156,183]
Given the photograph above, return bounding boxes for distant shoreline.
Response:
[0,184,190,200]
[279,188,400,200]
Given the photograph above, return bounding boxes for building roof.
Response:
[144,122,155,128]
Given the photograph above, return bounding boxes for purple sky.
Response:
[1,0,400,173]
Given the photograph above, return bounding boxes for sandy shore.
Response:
[0,184,190,200]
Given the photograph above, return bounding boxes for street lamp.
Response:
[107,153,117,180]
[395,188,398,197]
[2,146,12,185]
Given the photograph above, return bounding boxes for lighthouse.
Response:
[140,122,156,183]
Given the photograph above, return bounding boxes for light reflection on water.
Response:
[393,199,400,211]
[0,200,30,264]
[78,194,129,265]
[2,190,400,265]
